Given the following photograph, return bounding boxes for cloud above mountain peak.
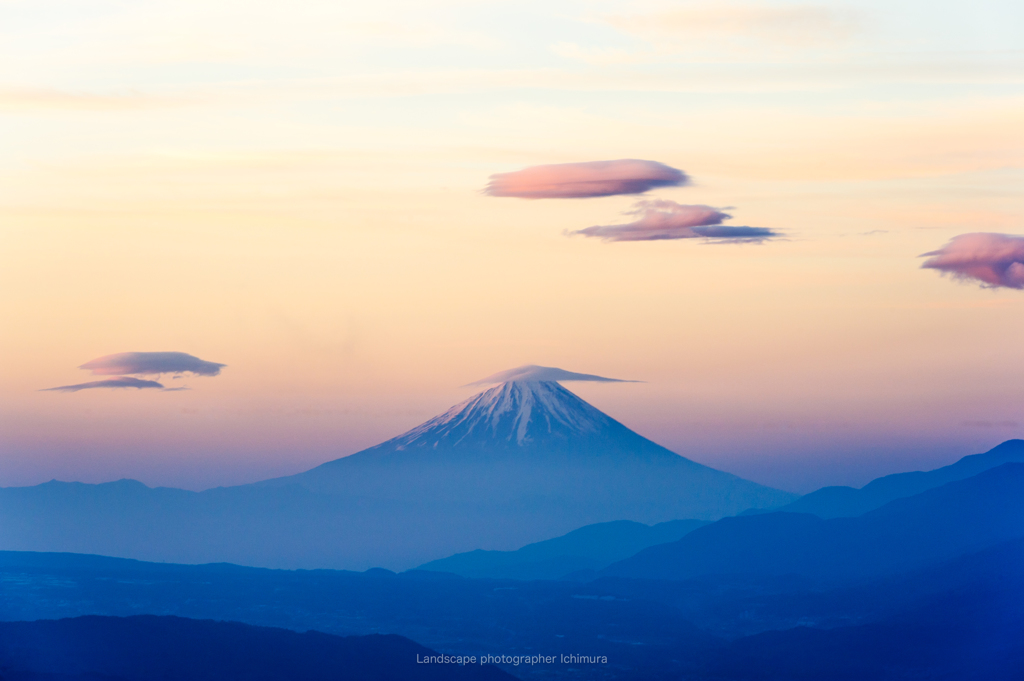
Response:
[485,159,687,199]
[467,365,639,386]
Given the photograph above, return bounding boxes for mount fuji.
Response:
[0,368,795,570]
[271,377,792,514]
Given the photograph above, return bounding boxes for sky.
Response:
[1,0,1023,494]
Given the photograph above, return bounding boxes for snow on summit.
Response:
[390,381,615,449]
[371,366,640,450]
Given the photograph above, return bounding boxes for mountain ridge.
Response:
[416,518,709,580]
[775,439,1024,518]
[0,379,792,570]
[602,461,1024,582]
[0,615,514,681]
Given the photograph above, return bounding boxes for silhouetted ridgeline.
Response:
[2,538,1022,680]
[0,615,514,681]
[775,439,1024,518]
[603,462,1024,581]
[2,458,1024,679]
[417,518,708,580]
[698,577,1024,681]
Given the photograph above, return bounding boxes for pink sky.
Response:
[1,0,1022,494]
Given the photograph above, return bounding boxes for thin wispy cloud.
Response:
[0,87,166,112]
[485,159,687,199]
[467,365,640,386]
[570,199,778,242]
[610,4,865,48]
[80,352,226,376]
[962,420,1019,428]
[42,377,165,393]
[551,42,650,66]
[921,233,1024,289]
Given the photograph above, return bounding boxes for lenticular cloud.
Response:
[921,233,1024,289]
[42,377,165,393]
[485,159,688,199]
[42,351,224,393]
[467,365,639,386]
[80,351,226,376]
[571,199,778,242]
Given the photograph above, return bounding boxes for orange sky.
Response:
[2,0,1023,492]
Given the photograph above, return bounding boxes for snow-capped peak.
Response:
[385,381,619,450]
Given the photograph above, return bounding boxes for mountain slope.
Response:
[0,551,720,679]
[363,380,620,452]
[603,462,1024,581]
[288,381,732,476]
[700,584,1024,681]
[416,518,708,580]
[272,382,792,513]
[0,380,793,570]
[4,540,1023,680]
[0,615,514,681]
[776,439,1024,519]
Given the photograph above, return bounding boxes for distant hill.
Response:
[700,574,1024,680]
[641,534,1022,680]
[776,439,1024,518]
[3,539,1023,681]
[0,380,792,570]
[589,535,1024,641]
[0,615,513,681]
[416,518,708,580]
[0,552,718,679]
[604,462,1024,581]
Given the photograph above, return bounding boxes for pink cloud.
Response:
[570,199,778,242]
[485,159,687,199]
[80,352,225,376]
[466,364,640,385]
[921,233,1024,289]
[42,377,165,392]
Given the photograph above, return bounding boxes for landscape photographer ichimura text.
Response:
[416,654,609,666]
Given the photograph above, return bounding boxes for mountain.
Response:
[0,615,514,681]
[775,439,1024,519]
[585,535,1024,640]
[699,581,1024,681]
[266,381,792,517]
[603,462,1024,581]
[3,539,1023,680]
[0,551,720,680]
[0,377,793,570]
[416,518,708,580]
